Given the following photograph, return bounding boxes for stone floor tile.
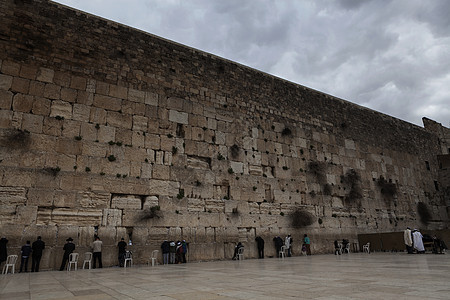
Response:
[1,253,449,300]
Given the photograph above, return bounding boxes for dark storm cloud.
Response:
[55,0,449,127]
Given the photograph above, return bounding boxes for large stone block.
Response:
[169,110,188,124]
[0,74,13,90]
[12,93,33,112]
[109,84,127,99]
[128,88,145,103]
[93,94,122,111]
[102,209,122,226]
[27,188,54,206]
[152,164,170,180]
[0,187,27,205]
[32,97,51,116]
[80,192,110,209]
[106,111,132,129]
[73,103,90,122]
[0,90,13,109]
[111,195,142,210]
[21,113,43,133]
[50,100,72,119]
[36,67,54,83]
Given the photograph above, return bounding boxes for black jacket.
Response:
[32,239,45,256]
[63,242,75,255]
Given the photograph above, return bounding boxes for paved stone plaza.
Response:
[1,253,449,299]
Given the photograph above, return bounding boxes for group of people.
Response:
[160,240,188,264]
[404,227,447,254]
[0,236,45,273]
[334,239,349,255]
[233,234,311,260]
[273,234,311,257]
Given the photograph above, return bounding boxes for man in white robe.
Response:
[404,227,413,254]
[412,229,425,253]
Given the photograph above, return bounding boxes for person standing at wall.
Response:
[412,229,425,253]
[273,236,283,257]
[59,238,75,271]
[117,237,127,267]
[169,241,176,264]
[0,237,8,269]
[404,227,414,254]
[255,236,265,259]
[19,240,32,272]
[334,240,341,255]
[161,240,170,265]
[285,234,293,257]
[92,236,103,268]
[31,236,45,272]
[181,240,188,263]
[303,234,311,255]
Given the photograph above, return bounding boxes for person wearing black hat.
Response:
[59,237,75,271]
[31,236,45,272]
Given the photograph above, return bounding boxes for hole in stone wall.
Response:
[176,123,185,138]
[126,227,133,245]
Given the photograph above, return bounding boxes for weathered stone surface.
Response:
[111,195,141,210]
[102,208,122,226]
[50,100,72,119]
[36,67,54,83]
[0,0,448,268]
[0,187,27,205]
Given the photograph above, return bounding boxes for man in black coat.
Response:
[31,236,45,272]
[273,236,283,257]
[117,238,127,267]
[59,237,75,271]
[255,236,265,259]
[0,237,7,268]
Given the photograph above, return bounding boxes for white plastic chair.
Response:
[124,251,133,268]
[279,246,286,258]
[82,252,92,270]
[149,250,159,266]
[67,253,79,271]
[343,243,350,254]
[363,242,370,254]
[237,247,244,260]
[2,255,18,274]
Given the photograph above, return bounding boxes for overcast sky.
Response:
[54,0,449,127]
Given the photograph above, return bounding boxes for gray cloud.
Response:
[55,0,450,127]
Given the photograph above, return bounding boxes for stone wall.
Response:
[0,0,448,269]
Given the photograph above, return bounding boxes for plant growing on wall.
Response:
[323,183,332,196]
[139,205,161,221]
[43,166,61,176]
[417,202,432,225]
[281,127,292,136]
[291,208,315,228]
[1,129,31,149]
[376,176,397,199]
[341,169,363,203]
[308,161,327,184]
[230,144,240,158]
[177,189,185,199]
